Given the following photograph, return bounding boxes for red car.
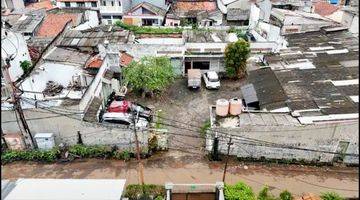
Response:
[107,100,131,113]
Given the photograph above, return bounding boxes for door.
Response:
[333,141,350,162]
[185,61,191,75]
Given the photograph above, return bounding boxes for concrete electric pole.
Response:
[2,58,36,149]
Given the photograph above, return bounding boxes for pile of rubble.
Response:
[43,81,64,96]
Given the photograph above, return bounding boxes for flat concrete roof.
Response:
[4,179,126,200]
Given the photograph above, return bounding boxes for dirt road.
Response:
[2,151,358,198]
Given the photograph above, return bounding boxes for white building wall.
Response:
[20,62,86,100]
[349,15,358,34]
[1,32,30,81]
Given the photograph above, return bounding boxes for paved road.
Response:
[2,151,358,198]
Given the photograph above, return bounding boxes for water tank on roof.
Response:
[229,98,243,115]
[216,99,229,116]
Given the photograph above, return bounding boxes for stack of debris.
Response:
[68,81,82,91]
[43,81,64,96]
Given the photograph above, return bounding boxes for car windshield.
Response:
[209,77,218,82]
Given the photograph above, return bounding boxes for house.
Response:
[58,26,131,53]
[270,8,336,34]
[206,29,359,165]
[8,9,46,39]
[2,179,126,200]
[122,2,167,26]
[169,0,217,25]
[314,2,359,36]
[217,0,251,26]
[25,0,55,11]
[165,182,225,200]
[183,29,238,75]
[196,9,223,26]
[56,0,123,25]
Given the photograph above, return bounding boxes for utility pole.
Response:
[132,110,144,185]
[2,58,36,149]
[222,137,233,182]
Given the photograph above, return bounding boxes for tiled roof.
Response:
[126,2,167,16]
[314,1,339,16]
[85,55,103,69]
[36,13,80,37]
[26,0,55,11]
[174,1,217,11]
[120,52,134,66]
[172,1,217,17]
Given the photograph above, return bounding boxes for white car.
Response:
[203,71,220,89]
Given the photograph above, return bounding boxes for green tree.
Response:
[20,60,32,74]
[123,56,175,97]
[320,192,344,200]
[224,182,256,200]
[279,190,293,200]
[257,186,276,200]
[224,39,250,79]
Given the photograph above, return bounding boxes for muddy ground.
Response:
[2,153,358,198]
[127,78,246,153]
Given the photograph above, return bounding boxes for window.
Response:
[64,2,71,7]
[102,1,106,6]
[113,15,122,19]
[192,61,210,70]
[107,19,112,24]
[118,0,121,6]
[77,2,85,7]
[111,1,114,6]
[91,2,97,7]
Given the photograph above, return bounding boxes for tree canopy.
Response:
[224,39,251,79]
[122,56,175,97]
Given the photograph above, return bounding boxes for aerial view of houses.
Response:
[1,0,358,199]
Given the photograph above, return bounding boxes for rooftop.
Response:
[58,27,130,48]
[11,9,45,34]
[36,13,82,37]
[25,0,55,11]
[183,29,238,43]
[3,179,126,200]
[116,44,184,60]
[171,0,217,17]
[126,2,167,16]
[313,1,339,16]
[246,30,358,121]
[120,52,134,66]
[44,47,91,65]
[85,55,103,69]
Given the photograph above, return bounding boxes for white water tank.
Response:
[216,99,229,116]
[229,98,243,115]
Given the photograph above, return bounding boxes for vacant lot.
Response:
[127,78,246,153]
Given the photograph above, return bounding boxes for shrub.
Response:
[224,182,256,200]
[257,186,276,200]
[200,119,211,137]
[123,56,175,97]
[115,21,183,34]
[20,60,32,74]
[279,190,293,200]
[1,148,60,164]
[125,184,165,200]
[320,192,344,200]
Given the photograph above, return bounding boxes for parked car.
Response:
[130,103,153,121]
[187,69,201,89]
[102,112,148,128]
[203,71,220,89]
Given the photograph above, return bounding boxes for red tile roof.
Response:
[36,13,79,37]
[26,0,54,11]
[174,1,217,12]
[85,55,103,69]
[120,52,133,67]
[314,1,339,16]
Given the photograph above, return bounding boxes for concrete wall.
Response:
[1,108,149,150]
[1,32,30,81]
[206,121,359,164]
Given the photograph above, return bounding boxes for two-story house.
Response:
[57,0,129,24]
